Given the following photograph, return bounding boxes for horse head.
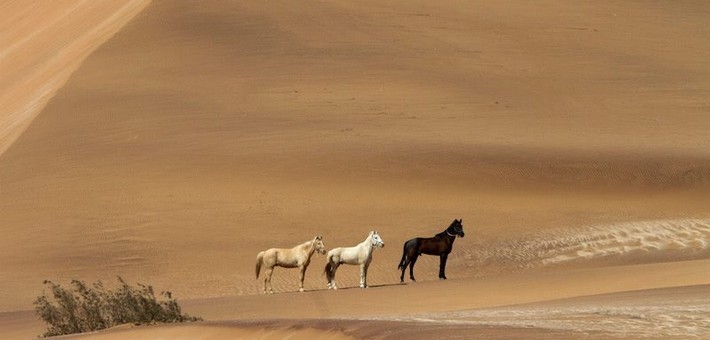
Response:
[314,235,327,254]
[449,219,465,238]
[370,230,385,248]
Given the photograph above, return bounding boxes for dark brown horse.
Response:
[398,219,465,282]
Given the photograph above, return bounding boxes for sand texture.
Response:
[1,0,709,338]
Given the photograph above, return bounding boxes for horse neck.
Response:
[356,238,376,261]
[360,234,375,251]
[437,229,456,242]
[300,240,316,256]
[364,232,374,244]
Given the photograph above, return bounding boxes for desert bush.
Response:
[34,277,201,337]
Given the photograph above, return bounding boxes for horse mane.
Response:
[434,230,449,238]
[299,239,314,247]
[298,236,322,250]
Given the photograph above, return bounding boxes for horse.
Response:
[324,231,385,290]
[398,219,465,283]
[255,235,326,294]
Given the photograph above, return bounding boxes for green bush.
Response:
[34,277,201,337]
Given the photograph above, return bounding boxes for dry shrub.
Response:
[34,277,201,337]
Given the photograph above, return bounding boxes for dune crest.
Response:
[0,0,150,158]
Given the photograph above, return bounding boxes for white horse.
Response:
[255,236,326,294]
[325,231,384,289]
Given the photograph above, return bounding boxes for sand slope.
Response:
[0,0,150,157]
[1,0,710,338]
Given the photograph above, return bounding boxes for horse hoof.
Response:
[439,277,447,280]
[299,288,304,292]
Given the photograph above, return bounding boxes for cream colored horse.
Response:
[255,236,326,294]
[325,231,384,289]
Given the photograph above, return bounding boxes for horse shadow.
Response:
[320,282,404,291]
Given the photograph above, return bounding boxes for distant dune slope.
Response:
[0,0,150,157]
[1,0,709,315]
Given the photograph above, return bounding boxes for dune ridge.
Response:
[0,0,150,158]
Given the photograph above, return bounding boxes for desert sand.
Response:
[1,0,709,338]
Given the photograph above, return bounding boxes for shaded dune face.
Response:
[0,1,709,330]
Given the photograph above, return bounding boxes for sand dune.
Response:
[1,0,710,338]
[0,0,150,157]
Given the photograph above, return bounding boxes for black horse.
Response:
[397,219,465,283]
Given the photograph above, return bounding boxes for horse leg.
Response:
[399,250,413,283]
[330,262,340,290]
[399,260,409,283]
[360,261,371,288]
[264,267,274,294]
[398,242,411,283]
[399,258,408,283]
[439,253,449,280]
[325,261,333,289]
[409,253,419,282]
[298,265,307,292]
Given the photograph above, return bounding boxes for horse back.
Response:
[417,236,453,255]
[260,248,295,268]
[339,245,371,264]
[327,247,343,258]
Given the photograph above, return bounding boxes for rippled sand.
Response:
[465,219,710,272]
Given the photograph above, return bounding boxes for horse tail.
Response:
[255,251,264,279]
[324,252,334,275]
[398,239,418,270]
[324,260,332,276]
[397,242,409,270]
